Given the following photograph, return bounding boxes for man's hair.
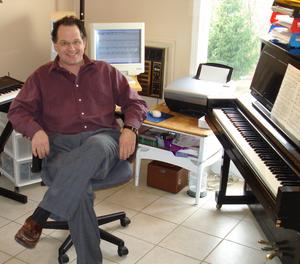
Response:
[51,16,87,43]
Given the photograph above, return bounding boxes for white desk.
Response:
[135,103,223,205]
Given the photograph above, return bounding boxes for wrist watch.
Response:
[123,125,138,134]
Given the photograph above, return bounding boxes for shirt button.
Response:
[78,98,82,102]
[84,125,87,129]
[81,112,85,115]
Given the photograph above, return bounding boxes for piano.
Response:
[206,41,300,263]
[0,76,27,203]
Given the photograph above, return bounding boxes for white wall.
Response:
[0,0,56,81]
[83,0,195,84]
[0,0,197,84]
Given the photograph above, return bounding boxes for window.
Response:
[193,0,273,94]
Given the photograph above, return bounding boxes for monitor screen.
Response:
[89,22,145,76]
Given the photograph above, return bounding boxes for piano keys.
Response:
[0,76,22,107]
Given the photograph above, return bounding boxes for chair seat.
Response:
[91,160,132,190]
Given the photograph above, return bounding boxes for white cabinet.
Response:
[0,115,41,188]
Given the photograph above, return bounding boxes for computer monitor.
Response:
[89,22,145,76]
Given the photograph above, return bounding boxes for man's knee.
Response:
[85,133,118,156]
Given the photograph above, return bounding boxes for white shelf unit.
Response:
[135,125,223,205]
[0,115,41,188]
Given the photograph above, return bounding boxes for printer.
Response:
[164,64,236,117]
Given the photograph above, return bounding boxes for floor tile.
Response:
[0,251,12,263]
[20,182,47,203]
[0,216,10,228]
[102,231,154,264]
[106,185,160,211]
[120,213,176,244]
[16,235,76,264]
[225,216,267,250]
[204,239,266,264]
[0,197,37,221]
[94,184,127,205]
[142,197,198,224]
[0,222,30,256]
[136,246,200,264]
[3,258,27,264]
[93,200,138,232]
[201,198,249,220]
[163,186,211,206]
[182,207,240,238]
[159,226,221,260]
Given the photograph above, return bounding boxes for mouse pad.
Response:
[146,112,174,123]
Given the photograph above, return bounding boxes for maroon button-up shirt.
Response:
[8,55,148,138]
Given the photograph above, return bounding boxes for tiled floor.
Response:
[0,160,282,264]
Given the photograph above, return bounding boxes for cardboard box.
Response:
[147,161,188,193]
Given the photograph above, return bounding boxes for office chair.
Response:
[31,112,135,263]
[194,62,233,83]
[31,155,132,263]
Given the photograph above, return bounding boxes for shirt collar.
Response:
[48,54,95,74]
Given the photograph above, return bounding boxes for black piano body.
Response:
[206,41,300,263]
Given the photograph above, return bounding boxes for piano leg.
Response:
[215,152,256,208]
[0,121,27,204]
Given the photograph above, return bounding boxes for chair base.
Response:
[42,211,131,263]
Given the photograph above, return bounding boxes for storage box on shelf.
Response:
[0,114,41,188]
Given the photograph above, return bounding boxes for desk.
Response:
[128,76,142,92]
[135,103,223,205]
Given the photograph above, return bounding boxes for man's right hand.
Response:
[32,130,49,159]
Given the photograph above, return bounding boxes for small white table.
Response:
[134,103,223,205]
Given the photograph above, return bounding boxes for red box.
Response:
[147,161,188,193]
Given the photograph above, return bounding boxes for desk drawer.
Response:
[147,161,188,193]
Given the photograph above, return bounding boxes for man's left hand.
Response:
[119,128,136,160]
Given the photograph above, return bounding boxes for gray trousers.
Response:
[39,128,120,264]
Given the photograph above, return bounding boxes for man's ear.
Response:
[83,38,87,50]
[53,43,58,52]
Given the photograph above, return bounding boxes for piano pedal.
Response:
[261,246,277,251]
[258,240,276,247]
[266,250,282,260]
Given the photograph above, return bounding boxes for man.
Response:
[8,16,147,263]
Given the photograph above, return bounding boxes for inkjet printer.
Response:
[164,64,236,117]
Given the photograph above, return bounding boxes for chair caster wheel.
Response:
[118,246,129,256]
[216,204,222,209]
[120,216,131,227]
[58,254,69,263]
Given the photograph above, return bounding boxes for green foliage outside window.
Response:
[208,0,260,79]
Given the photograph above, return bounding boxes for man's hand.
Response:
[32,130,50,159]
[119,128,136,160]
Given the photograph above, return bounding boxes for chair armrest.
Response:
[31,155,42,173]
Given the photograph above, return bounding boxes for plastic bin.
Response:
[0,151,41,187]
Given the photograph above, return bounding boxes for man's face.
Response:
[54,25,86,67]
